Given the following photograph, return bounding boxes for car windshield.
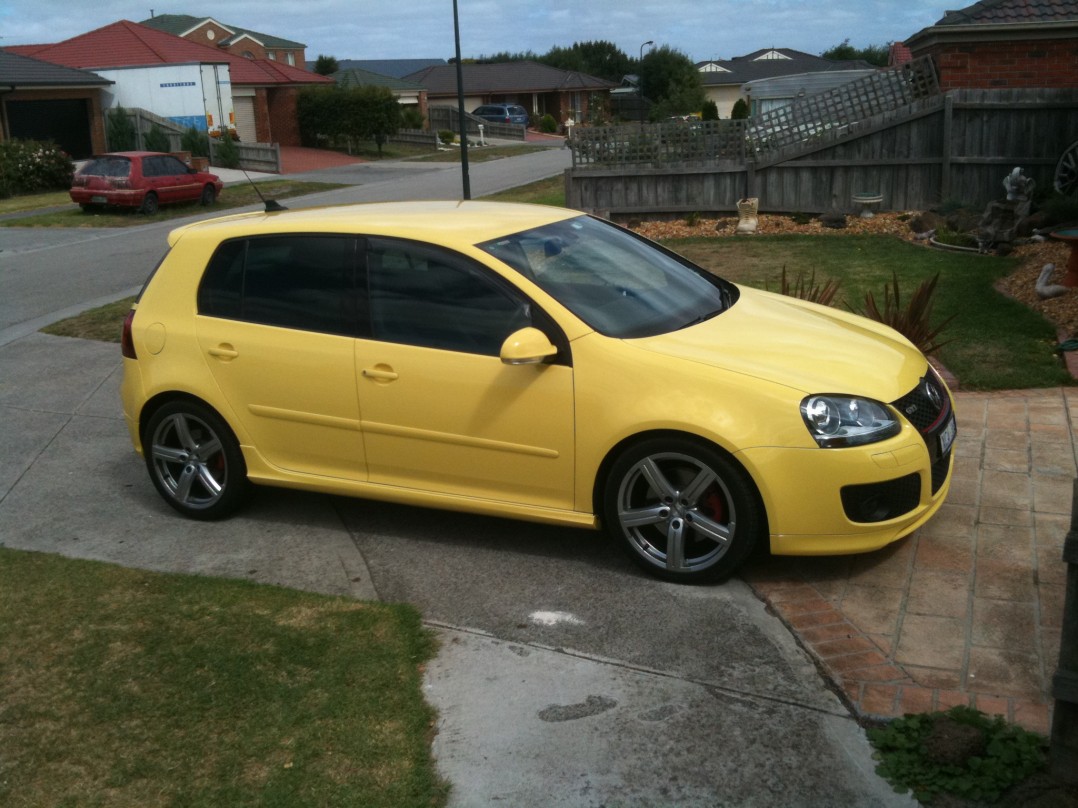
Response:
[479,215,734,338]
[81,156,131,177]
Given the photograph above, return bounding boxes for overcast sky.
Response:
[2,1,949,63]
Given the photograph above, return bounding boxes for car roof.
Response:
[167,201,582,249]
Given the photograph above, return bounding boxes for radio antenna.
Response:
[243,169,287,212]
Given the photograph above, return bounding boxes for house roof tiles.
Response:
[333,68,426,91]
[406,61,614,96]
[0,48,112,86]
[936,0,1078,25]
[138,14,306,49]
[10,20,329,87]
[333,59,446,79]
[696,48,874,87]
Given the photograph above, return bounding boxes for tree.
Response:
[730,98,749,119]
[541,41,632,83]
[313,54,339,75]
[821,39,889,67]
[638,46,706,119]
[106,106,137,151]
[357,86,402,156]
[701,99,719,121]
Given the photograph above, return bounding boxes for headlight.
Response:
[800,395,900,448]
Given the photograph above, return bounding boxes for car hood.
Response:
[628,285,927,401]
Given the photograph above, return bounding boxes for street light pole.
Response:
[638,40,653,126]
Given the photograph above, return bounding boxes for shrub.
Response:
[400,108,425,129]
[868,706,1046,805]
[438,129,456,146]
[851,270,955,355]
[701,100,719,121]
[0,139,74,198]
[181,126,211,158]
[143,124,171,153]
[539,114,557,134]
[730,99,749,120]
[106,106,138,151]
[211,128,241,169]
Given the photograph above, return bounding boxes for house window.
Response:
[286,53,295,66]
[267,52,276,61]
[243,51,255,59]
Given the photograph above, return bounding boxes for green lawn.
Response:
[2,180,347,227]
[0,548,447,808]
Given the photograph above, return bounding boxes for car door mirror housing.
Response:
[500,327,558,365]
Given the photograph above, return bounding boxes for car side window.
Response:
[365,238,532,356]
[160,156,189,175]
[141,157,159,178]
[198,235,359,336]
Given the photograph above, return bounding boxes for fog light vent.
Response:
[841,473,921,523]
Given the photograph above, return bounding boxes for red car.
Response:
[70,151,223,214]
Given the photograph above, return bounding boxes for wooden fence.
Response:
[567,82,1078,216]
[118,108,282,173]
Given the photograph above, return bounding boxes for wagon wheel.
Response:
[1056,139,1078,197]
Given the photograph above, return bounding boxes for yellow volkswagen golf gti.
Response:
[121,201,956,583]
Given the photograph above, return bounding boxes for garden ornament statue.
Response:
[736,198,758,235]
[979,167,1035,251]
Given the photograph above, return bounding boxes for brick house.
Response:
[0,49,112,157]
[9,21,329,146]
[406,62,614,126]
[138,14,306,68]
[905,0,1078,90]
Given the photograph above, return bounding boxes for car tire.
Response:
[139,192,159,215]
[200,185,216,206]
[603,437,762,583]
[79,203,94,213]
[143,400,247,520]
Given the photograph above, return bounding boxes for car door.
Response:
[155,155,195,204]
[195,234,367,480]
[355,237,576,510]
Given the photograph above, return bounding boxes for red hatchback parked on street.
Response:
[70,151,223,215]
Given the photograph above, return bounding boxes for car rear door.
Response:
[195,234,367,480]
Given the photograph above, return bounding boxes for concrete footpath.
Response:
[0,331,914,807]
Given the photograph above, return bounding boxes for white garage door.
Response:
[234,97,257,143]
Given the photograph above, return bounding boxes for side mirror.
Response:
[500,327,557,365]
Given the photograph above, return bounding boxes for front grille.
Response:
[891,369,954,495]
[841,473,922,523]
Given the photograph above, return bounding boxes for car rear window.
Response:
[80,156,131,177]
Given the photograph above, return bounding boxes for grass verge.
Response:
[412,144,553,163]
[0,547,447,808]
[2,180,347,228]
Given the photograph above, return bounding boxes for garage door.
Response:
[234,97,257,143]
[7,99,93,158]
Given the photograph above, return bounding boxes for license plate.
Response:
[939,415,956,455]
[91,195,106,204]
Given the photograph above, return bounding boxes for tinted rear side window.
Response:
[198,235,360,336]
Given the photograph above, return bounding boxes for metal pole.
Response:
[453,0,470,200]
[638,40,653,128]
[1051,478,1078,782]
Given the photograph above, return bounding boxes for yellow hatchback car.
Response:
[121,201,956,583]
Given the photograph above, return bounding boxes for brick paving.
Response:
[744,387,1077,735]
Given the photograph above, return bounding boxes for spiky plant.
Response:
[770,266,841,306]
[853,271,955,355]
